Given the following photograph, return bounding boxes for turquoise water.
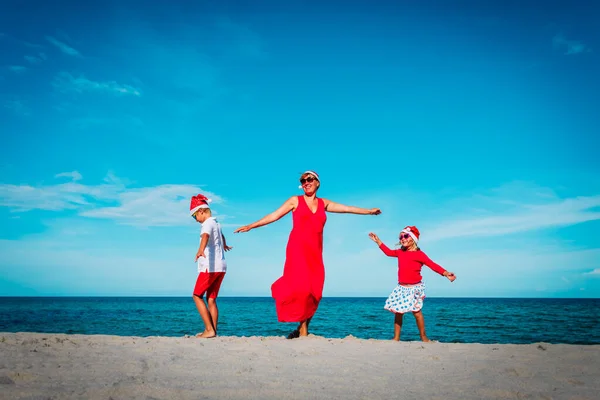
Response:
[1,297,598,344]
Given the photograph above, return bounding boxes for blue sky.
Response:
[1,0,599,298]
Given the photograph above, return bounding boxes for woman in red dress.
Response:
[234,171,381,338]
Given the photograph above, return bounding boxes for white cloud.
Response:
[9,65,27,73]
[0,172,221,227]
[3,99,30,116]
[24,55,40,64]
[45,35,81,56]
[52,72,142,97]
[24,41,44,49]
[584,268,600,276]
[54,171,83,181]
[553,34,592,55]
[24,53,47,64]
[0,181,117,212]
[425,195,600,241]
[81,184,224,227]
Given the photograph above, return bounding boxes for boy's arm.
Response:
[421,253,456,281]
[222,234,233,251]
[195,233,209,261]
[368,233,397,257]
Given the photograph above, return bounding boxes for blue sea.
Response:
[0,297,598,344]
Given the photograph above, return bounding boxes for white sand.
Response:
[0,332,598,400]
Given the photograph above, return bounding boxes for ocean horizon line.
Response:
[1,295,598,300]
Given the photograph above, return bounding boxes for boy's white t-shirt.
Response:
[197,217,227,273]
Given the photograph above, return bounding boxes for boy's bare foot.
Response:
[196,330,216,338]
[392,337,400,341]
[420,336,430,342]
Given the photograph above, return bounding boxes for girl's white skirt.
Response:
[384,283,426,314]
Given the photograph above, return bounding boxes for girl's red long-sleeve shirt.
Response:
[378,243,446,285]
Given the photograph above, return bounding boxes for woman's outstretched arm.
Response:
[234,196,298,233]
[323,199,381,215]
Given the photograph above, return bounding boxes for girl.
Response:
[369,226,456,342]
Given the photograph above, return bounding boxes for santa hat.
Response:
[189,194,212,215]
[298,170,320,189]
[401,226,420,244]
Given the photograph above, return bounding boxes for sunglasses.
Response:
[300,176,316,185]
[399,234,411,240]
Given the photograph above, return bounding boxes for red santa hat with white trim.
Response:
[189,194,212,215]
[401,225,420,244]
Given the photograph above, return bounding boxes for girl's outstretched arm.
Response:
[234,196,298,233]
[324,199,381,215]
[369,233,397,257]
[443,271,456,282]
[420,253,456,281]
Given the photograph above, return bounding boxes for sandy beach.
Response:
[0,332,598,400]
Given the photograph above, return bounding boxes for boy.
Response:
[189,194,232,338]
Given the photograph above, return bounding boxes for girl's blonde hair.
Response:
[396,236,419,251]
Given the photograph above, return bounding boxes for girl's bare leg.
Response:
[412,310,430,342]
[393,313,403,341]
[193,295,216,338]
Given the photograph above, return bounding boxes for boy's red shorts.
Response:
[193,272,226,299]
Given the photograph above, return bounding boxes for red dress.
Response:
[271,196,327,322]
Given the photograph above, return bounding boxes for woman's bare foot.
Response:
[420,335,430,342]
[287,320,311,339]
[298,326,309,337]
[286,329,300,339]
[196,330,216,339]
[392,337,400,341]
